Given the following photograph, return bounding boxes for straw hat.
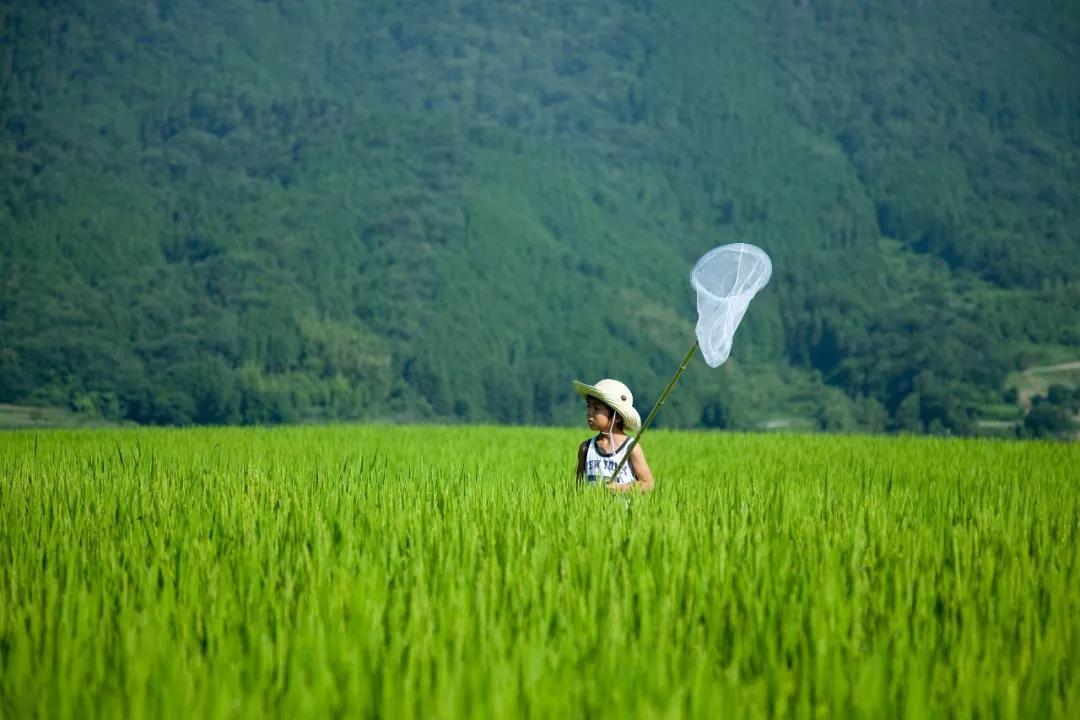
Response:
[573,378,642,433]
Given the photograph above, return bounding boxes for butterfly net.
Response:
[691,243,772,368]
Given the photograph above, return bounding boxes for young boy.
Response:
[573,378,655,493]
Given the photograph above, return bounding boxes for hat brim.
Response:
[573,381,642,433]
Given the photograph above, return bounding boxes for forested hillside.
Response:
[1,0,1078,434]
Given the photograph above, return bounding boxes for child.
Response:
[573,378,655,493]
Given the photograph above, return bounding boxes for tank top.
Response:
[583,434,637,485]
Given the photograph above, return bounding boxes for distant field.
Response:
[1009,362,1080,408]
[1,426,1077,718]
[0,403,120,429]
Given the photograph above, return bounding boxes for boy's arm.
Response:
[608,443,655,493]
[575,440,588,481]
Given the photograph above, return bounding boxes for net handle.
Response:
[609,339,699,486]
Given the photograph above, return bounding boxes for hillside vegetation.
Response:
[1,0,1078,433]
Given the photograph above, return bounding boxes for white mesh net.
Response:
[691,243,772,368]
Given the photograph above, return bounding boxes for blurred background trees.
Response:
[1,0,1077,435]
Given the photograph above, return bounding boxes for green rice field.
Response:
[1,426,1078,718]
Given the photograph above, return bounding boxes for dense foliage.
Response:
[1021,384,1080,439]
[1,1,1078,432]
[2,426,1078,716]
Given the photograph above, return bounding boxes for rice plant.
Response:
[1,426,1077,718]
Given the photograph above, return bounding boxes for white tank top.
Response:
[583,435,637,485]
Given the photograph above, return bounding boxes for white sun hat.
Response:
[572,378,642,433]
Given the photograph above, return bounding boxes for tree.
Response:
[1019,406,1077,441]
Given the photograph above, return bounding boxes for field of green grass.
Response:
[1,426,1078,718]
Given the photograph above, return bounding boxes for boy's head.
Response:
[572,378,642,433]
[585,395,623,432]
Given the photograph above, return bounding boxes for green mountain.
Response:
[2,0,1078,434]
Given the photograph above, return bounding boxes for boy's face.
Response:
[585,396,617,432]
